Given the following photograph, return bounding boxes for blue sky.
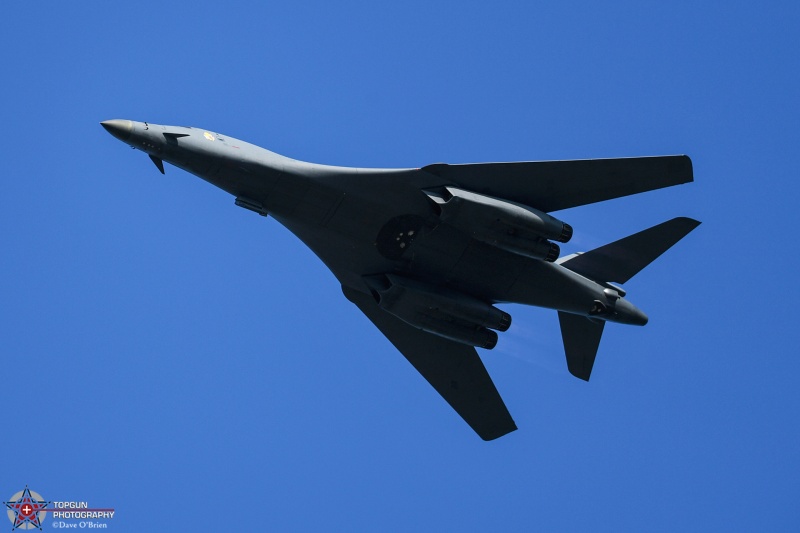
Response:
[2,1,798,530]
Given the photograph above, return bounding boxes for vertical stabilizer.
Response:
[558,217,700,380]
[558,312,605,381]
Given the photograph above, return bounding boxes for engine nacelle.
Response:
[425,187,572,261]
[413,317,499,350]
[366,274,510,349]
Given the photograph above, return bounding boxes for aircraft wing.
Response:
[420,155,693,213]
[342,286,517,441]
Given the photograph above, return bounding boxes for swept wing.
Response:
[342,286,517,440]
[419,155,693,212]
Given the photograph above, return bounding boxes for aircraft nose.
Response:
[101,119,133,141]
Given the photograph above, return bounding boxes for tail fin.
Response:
[558,312,605,381]
[559,217,701,284]
[557,217,700,380]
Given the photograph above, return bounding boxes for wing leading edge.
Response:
[421,155,693,213]
[342,286,517,441]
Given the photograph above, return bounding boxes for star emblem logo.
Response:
[4,487,50,531]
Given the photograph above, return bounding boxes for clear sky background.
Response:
[2,1,798,531]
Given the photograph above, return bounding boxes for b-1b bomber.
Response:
[102,119,699,440]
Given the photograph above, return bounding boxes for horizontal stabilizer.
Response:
[559,312,605,381]
[561,217,700,284]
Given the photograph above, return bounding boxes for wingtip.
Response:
[478,423,518,441]
[674,154,694,183]
[568,366,592,382]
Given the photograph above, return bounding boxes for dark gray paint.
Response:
[101,119,699,440]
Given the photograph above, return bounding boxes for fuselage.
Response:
[101,119,648,326]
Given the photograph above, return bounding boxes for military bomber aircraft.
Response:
[102,119,699,440]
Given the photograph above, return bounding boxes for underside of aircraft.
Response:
[102,119,699,440]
